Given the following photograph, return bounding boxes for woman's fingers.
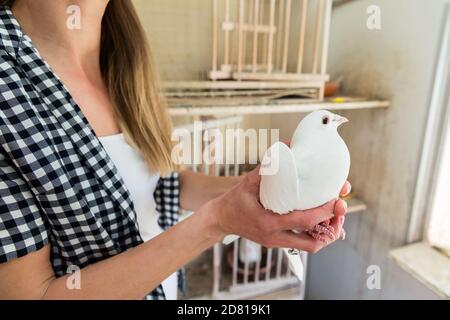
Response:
[334,198,348,217]
[329,215,345,242]
[340,181,351,197]
[274,215,346,251]
[244,166,262,192]
[276,198,348,232]
[271,230,327,253]
[309,199,347,242]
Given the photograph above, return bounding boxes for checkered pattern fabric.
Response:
[0,7,180,300]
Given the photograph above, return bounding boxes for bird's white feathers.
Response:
[259,142,300,214]
[223,110,350,281]
[260,110,350,212]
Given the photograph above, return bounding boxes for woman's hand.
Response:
[206,167,350,253]
[307,181,350,243]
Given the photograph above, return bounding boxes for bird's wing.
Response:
[259,142,300,214]
[224,143,300,245]
[282,248,304,281]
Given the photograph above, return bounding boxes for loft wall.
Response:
[300,0,444,299]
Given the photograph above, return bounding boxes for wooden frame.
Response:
[209,0,333,100]
[168,97,390,116]
[408,5,450,244]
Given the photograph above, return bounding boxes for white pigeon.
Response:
[223,110,350,281]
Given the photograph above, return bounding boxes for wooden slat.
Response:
[296,0,308,73]
[166,86,323,106]
[299,253,307,299]
[164,80,327,90]
[260,0,267,65]
[166,88,302,98]
[217,277,299,299]
[212,0,218,73]
[254,246,261,283]
[237,0,245,73]
[212,244,221,297]
[281,0,291,72]
[265,248,273,281]
[243,242,250,285]
[266,0,276,73]
[346,197,368,214]
[234,121,241,176]
[312,0,325,74]
[233,71,329,81]
[276,0,285,70]
[320,0,333,74]
[276,248,283,278]
[243,0,253,70]
[224,0,231,65]
[232,238,239,286]
[252,0,260,72]
[169,99,390,116]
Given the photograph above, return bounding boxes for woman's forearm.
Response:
[180,170,243,211]
[0,169,348,300]
[43,205,223,299]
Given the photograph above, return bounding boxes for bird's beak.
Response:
[333,115,348,126]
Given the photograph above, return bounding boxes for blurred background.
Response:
[133,0,449,299]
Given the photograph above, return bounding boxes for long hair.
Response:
[2,0,174,174]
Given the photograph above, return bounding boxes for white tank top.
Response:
[99,133,178,300]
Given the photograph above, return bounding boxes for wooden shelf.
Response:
[168,97,390,116]
[346,196,367,214]
[389,243,450,298]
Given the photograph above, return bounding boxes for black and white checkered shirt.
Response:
[0,7,181,300]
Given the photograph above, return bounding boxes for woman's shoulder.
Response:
[0,49,29,126]
[0,8,36,126]
[0,6,23,61]
[0,7,25,103]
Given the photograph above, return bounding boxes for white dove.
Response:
[223,110,350,281]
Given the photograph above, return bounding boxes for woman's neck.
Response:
[12,0,109,73]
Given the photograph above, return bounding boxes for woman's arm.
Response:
[0,205,219,300]
[0,168,348,299]
[179,170,243,211]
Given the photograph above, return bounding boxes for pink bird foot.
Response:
[314,224,336,241]
[308,231,328,244]
[306,222,336,243]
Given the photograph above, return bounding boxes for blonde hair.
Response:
[3,0,174,174]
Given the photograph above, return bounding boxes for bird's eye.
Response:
[322,116,329,125]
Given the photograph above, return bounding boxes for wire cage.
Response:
[209,0,332,100]
[178,116,307,299]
